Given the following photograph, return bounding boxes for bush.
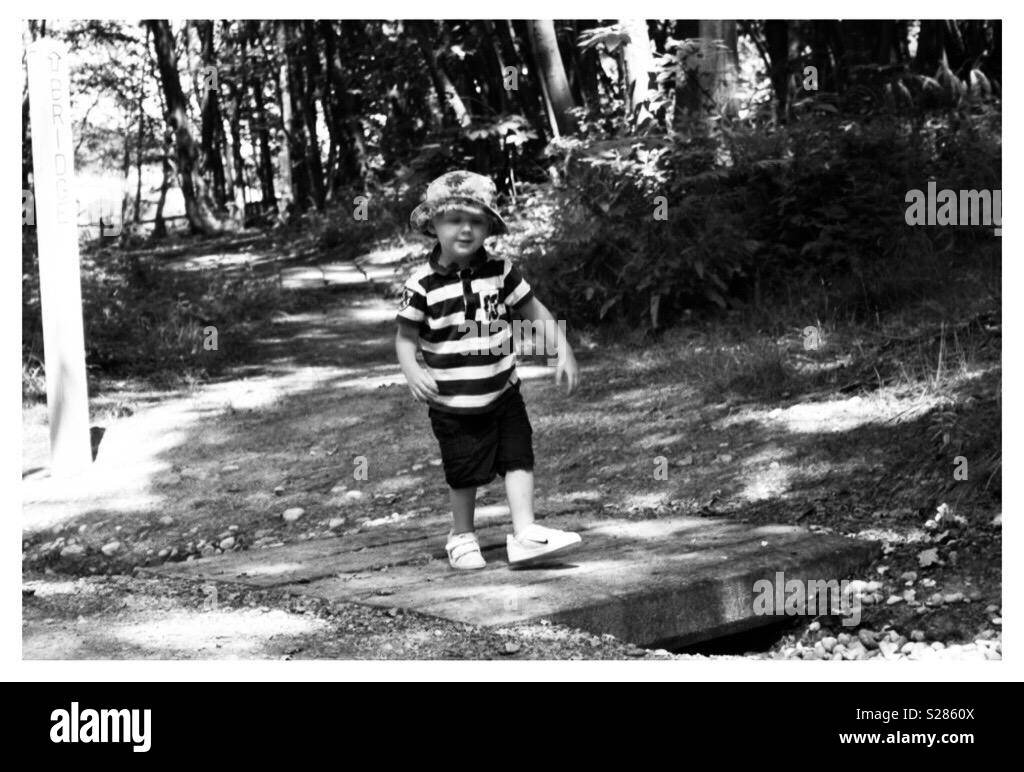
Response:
[22,232,295,392]
[514,97,1001,333]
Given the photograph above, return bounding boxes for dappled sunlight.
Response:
[621,491,671,510]
[636,432,689,450]
[736,463,794,503]
[234,562,307,577]
[113,607,328,653]
[715,391,948,434]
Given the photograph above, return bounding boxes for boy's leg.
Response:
[503,469,535,537]
[450,485,477,534]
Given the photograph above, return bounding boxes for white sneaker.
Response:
[446,530,486,570]
[507,523,582,567]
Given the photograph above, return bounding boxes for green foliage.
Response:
[517,93,1000,332]
[22,233,294,394]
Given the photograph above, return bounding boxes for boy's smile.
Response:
[431,209,490,268]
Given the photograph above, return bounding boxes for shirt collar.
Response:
[428,242,488,276]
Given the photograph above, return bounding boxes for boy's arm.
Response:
[514,296,579,395]
[395,324,439,403]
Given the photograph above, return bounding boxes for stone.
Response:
[328,518,346,530]
[858,629,879,649]
[879,640,899,659]
[219,537,236,550]
[139,514,881,650]
[101,541,122,556]
[282,508,305,522]
[60,544,86,558]
[158,516,175,527]
[344,490,364,502]
[821,636,837,653]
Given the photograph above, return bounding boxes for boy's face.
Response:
[430,208,490,261]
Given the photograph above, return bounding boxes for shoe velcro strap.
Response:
[449,541,481,561]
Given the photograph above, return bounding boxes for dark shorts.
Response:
[427,382,535,489]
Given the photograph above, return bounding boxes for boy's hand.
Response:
[405,366,440,404]
[555,346,579,395]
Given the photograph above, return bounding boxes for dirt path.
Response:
[22,253,1001,660]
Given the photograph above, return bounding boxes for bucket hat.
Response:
[409,170,509,236]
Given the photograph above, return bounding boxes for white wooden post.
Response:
[26,39,92,476]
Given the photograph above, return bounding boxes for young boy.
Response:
[395,170,583,570]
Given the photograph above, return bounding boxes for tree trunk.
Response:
[525,20,577,136]
[192,21,228,210]
[764,20,789,120]
[244,22,276,212]
[145,19,239,236]
[915,20,947,75]
[698,20,739,120]
[320,20,369,190]
[299,21,326,210]
[275,21,301,221]
[414,21,471,128]
[494,21,547,143]
[220,21,248,223]
[619,19,655,127]
[152,129,173,238]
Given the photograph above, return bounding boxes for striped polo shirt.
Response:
[396,243,535,414]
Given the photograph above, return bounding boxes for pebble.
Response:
[886,595,903,605]
[274,485,286,495]
[411,463,424,472]
[158,548,170,558]
[60,544,86,558]
[879,640,900,659]
[844,642,867,660]
[808,621,820,632]
[344,490,364,502]
[943,592,964,604]
[328,518,346,530]
[821,636,837,653]
[158,516,175,527]
[219,537,235,550]
[101,541,122,556]
[865,581,881,593]
[221,464,241,473]
[837,633,851,645]
[282,507,305,522]
[330,484,347,495]
[858,629,879,649]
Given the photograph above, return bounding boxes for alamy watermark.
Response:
[905,182,1001,236]
[50,701,151,752]
[458,318,567,366]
